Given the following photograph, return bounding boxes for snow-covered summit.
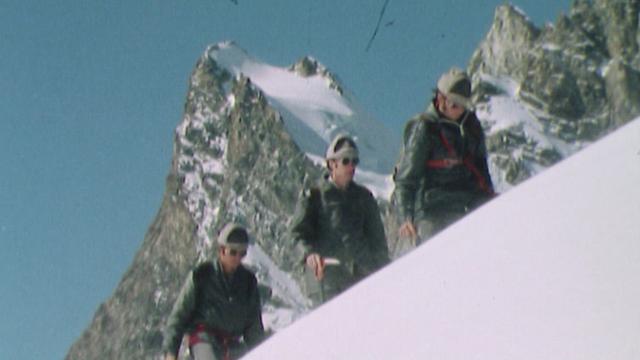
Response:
[207,41,399,175]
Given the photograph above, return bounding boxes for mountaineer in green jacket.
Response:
[290,134,389,306]
[162,223,264,360]
[392,67,494,256]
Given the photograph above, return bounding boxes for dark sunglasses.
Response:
[227,248,247,258]
[341,157,359,166]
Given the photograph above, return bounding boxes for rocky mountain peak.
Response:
[469,5,541,79]
[469,2,640,188]
[290,56,321,77]
[290,55,344,95]
[593,0,639,63]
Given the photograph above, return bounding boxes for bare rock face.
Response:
[605,59,640,128]
[469,1,640,188]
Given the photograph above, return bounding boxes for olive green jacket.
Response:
[393,103,494,224]
[291,177,389,279]
[162,260,264,356]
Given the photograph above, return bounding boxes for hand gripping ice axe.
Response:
[319,257,341,302]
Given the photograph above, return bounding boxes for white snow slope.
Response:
[208,42,399,176]
[245,118,640,359]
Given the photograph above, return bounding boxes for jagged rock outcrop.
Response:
[290,56,344,95]
[469,1,640,187]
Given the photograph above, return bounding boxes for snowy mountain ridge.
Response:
[208,41,398,174]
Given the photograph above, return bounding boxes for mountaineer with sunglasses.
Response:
[392,67,495,256]
[162,223,264,360]
[290,134,389,306]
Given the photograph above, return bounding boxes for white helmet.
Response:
[437,67,473,110]
[325,134,359,160]
[217,223,249,250]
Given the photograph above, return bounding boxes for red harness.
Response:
[426,129,493,195]
[189,324,240,360]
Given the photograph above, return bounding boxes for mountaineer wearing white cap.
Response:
[290,134,389,306]
[392,67,495,256]
[162,223,264,360]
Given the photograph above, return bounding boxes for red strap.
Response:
[188,324,206,347]
[426,129,461,169]
[189,324,239,360]
[437,130,456,157]
[426,128,494,195]
[219,337,232,360]
[426,158,462,168]
[463,156,494,195]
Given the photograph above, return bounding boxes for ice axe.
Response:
[319,257,340,302]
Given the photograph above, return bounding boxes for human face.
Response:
[437,94,466,121]
[340,157,359,167]
[219,246,247,273]
[330,156,358,189]
[226,247,247,258]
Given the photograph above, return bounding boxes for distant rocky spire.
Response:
[290,56,344,95]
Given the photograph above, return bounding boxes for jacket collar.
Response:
[426,102,471,134]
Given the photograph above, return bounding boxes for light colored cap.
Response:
[325,134,359,160]
[217,223,249,250]
[437,67,473,110]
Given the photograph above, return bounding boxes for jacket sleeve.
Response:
[162,271,197,356]
[469,114,494,194]
[475,138,494,194]
[289,187,319,263]
[243,275,265,349]
[363,192,390,270]
[393,116,431,223]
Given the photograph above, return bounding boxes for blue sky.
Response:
[1,1,568,359]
